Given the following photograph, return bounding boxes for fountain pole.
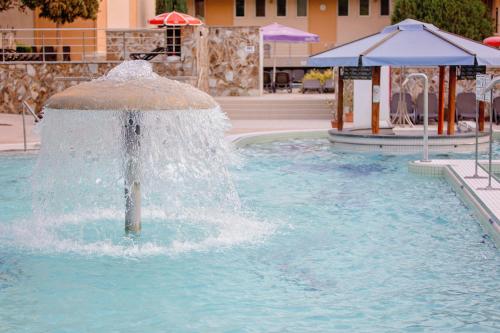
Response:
[124,111,142,234]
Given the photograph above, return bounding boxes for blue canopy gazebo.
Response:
[308,19,500,134]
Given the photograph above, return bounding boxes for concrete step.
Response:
[216,96,333,120]
[227,115,332,120]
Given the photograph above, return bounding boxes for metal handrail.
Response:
[0,27,188,64]
[21,100,40,152]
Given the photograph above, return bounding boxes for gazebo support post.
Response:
[447,65,457,135]
[479,101,485,132]
[337,69,344,131]
[371,66,381,134]
[438,66,445,135]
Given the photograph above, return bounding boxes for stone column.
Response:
[196,26,209,93]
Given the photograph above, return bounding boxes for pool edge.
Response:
[409,160,500,247]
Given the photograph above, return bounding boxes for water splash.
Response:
[99,60,159,81]
[17,61,274,257]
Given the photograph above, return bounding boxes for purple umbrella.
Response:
[262,23,320,43]
[261,23,319,84]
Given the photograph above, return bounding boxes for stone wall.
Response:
[207,26,261,96]
[0,26,262,114]
[105,26,262,96]
[391,67,500,104]
[0,62,197,114]
[106,27,197,77]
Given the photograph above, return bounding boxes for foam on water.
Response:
[1,209,276,257]
[18,61,273,257]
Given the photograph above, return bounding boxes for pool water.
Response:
[0,139,499,332]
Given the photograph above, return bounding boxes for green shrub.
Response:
[392,0,493,41]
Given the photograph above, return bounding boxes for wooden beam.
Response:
[337,72,344,131]
[447,65,457,135]
[479,100,485,132]
[371,66,381,134]
[438,66,445,135]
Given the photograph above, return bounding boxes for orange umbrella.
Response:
[148,11,203,26]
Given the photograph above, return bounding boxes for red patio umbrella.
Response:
[148,11,203,26]
[483,36,500,48]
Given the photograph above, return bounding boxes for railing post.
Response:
[164,29,168,56]
[82,31,86,61]
[21,103,27,152]
[41,31,45,62]
[122,31,126,60]
[1,32,4,63]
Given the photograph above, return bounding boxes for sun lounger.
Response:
[129,47,167,61]
[292,69,305,83]
[275,71,292,93]
[415,92,439,123]
[456,92,476,122]
[263,71,273,92]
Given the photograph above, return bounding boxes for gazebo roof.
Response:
[308,19,500,67]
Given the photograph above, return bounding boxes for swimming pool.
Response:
[0,139,499,332]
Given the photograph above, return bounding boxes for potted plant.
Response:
[302,69,323,93]
[326,98,339,128]
[344,106,353,122]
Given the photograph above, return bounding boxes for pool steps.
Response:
[409,159,500,247]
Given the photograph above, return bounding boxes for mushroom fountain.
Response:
[35,61,239,236]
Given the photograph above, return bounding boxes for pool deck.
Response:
[1,112,499,152]
[0,113,333,151]
[410,159,500,246]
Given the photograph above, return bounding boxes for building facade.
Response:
[185,0,394,67]
[1,0,500,65]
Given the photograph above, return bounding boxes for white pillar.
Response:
[353,66,391,129]
[353,80,372,129]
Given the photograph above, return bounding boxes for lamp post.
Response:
[404,73,430,162]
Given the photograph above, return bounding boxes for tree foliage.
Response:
[392,0,494,41]
[0,0,25,12]
[22,0,100,24]
[156,0,187,15]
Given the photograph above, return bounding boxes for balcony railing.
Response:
[0,28,183,63]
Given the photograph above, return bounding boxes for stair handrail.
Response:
[21,100,40,151]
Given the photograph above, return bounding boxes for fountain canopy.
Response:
[45,61,217,111]
[40,61,230,236]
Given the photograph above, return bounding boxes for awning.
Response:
[308,19,500,67]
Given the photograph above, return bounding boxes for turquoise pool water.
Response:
[0,140,499,332]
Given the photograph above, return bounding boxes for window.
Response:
[380,0,389,16]
[166,27,181,57]
[277,0,286,16]
[360,0,369,15]
[236,0,245,16]
[297,0,307,16]
[338,0,348,16]
[195,0,205,18]
[256,0,265,16]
